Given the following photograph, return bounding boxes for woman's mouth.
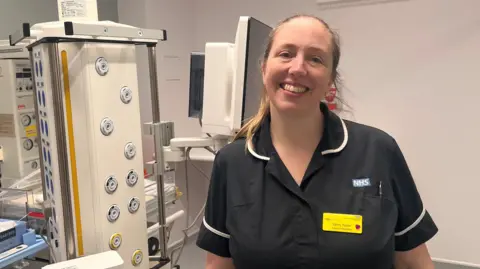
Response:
[280,83,310,94]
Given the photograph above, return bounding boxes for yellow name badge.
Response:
[322,213,363,234]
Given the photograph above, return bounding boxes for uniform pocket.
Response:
[319,187,398,255]
[357,190,398,252]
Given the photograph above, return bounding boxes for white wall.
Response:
[191,0,480,267]
[0,0,118,38]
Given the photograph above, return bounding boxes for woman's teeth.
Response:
[281,83,308,93]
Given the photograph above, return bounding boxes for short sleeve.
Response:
[196,151,231,257]
[389,139,438,251]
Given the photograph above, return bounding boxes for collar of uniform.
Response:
[247,102,349,161]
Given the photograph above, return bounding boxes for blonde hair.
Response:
[233,14,343,145]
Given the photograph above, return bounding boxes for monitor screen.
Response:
[188,52,205,118]
[241,18,272,124]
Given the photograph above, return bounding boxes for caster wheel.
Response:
[148,237,160,256]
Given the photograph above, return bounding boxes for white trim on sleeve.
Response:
[395,207,426,236]
[203,217,231,239]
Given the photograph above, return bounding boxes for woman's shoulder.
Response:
[214,138,249,163]
[342,119,398,152]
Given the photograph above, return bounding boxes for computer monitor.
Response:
[239,17,272,130]
[188,52,205,119]
[200,16,272,136]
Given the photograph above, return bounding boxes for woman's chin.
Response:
[271,101,308,115]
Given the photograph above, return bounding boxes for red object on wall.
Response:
[325,86,337,110]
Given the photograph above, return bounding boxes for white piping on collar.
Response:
[247,118,349,161]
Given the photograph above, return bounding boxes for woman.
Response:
[196,14,438,269]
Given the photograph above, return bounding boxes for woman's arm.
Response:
[206,252,235,269]
[394,244,434,269]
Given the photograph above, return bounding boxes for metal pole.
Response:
[147,45,168,260]
[47,43,77,260]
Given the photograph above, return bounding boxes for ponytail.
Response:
[233,90,269,147]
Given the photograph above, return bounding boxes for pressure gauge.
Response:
[23,139,34,151]
[21,115,32,126]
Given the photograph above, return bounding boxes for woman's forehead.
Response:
[272,17,331,52]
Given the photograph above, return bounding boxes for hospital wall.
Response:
[118,0,480,268]
[0,0,118,38]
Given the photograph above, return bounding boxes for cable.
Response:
[171,146,216,266]
[198,117,212,137]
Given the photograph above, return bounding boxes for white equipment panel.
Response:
[32,42,149,268]
[0,59,39,186]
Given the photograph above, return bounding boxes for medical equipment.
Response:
[0,42,41,189]
[167,16,272,159]
[7,1,172,268]
[200,16,272,137]
[0,219,33,254]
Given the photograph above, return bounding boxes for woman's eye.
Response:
[311,56,323,64]
[279,51,291,58]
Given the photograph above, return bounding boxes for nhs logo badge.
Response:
[352,178,371,188]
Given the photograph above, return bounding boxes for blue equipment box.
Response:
[0,219,27,254]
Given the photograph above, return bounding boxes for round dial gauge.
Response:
[23,139,34,151]
[21,115,32,126]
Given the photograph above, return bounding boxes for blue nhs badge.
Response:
[352,178,371,188]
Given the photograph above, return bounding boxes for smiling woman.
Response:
[196,14,438,269]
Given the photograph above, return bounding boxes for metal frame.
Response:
[29,49,53,263]
[146,45,169,265]
[9,22,166,47]
[46,43,78,260]
[64,22,167,42]
[9,23,30,46]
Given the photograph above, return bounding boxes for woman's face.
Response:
[262,17,334,116]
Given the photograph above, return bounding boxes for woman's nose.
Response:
[288,56,307,77]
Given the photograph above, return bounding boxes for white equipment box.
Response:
[0,50,40,187]
[32,41,149,267]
